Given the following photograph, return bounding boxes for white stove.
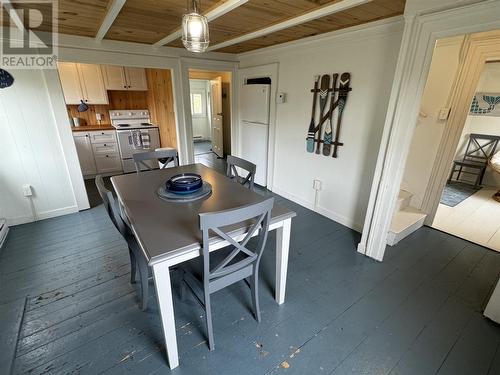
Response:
[109,110,158,130]
[109,109,161,173]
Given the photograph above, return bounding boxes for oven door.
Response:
[116,129,161,159]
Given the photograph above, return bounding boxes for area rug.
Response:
[440,182,482,207]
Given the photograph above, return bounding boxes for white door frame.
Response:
[180,58,238,164]
[357,0,500,261]
[236,63,279,189]
[422,30,500,225]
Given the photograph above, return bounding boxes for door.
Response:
[78,64,109,104]
[210,77,224,158]
[73,133,97,176]
[57,62,83,105]
[125,67,148,90]
[102,65,127,90]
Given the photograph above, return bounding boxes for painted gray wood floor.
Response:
[1,183,499,374]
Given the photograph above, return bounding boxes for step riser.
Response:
[387,215,426,246]
[396,194,412,211]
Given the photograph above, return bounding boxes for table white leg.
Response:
[275,218,291,305]
[152,262,179,369]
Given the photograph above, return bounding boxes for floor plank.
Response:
[1,162,499,374]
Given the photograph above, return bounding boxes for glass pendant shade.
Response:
[182,0,209,53]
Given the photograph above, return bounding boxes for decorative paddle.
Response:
[307,75,320,153]
[316,74,331,154]
[323,74,338,156]
[332,72,351,158]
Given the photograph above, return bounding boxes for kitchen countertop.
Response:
[71,124,115,132]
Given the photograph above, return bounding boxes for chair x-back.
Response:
[181,197,274,350]
[133,149,179,173]
[226,155,256,189]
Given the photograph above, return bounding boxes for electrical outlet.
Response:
[96,113,103,121]
[313,179,322,191]
[22,184,33,197]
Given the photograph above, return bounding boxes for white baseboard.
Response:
[6,205,79,226]
[272,186,363,232]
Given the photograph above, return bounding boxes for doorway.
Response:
[432,61,500,251]
[188,69,232,173]
[393,31,500,253]
[56,62,178,207]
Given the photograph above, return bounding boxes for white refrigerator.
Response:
[240,84,270,186]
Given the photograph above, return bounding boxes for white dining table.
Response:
[111,164,296,369]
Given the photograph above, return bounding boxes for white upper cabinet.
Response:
[101,65,128,90]
[124,67,148,91]
[78,64,109,105]
[58,62,109,105]
[102,65,148,91]
[58,62,84,105]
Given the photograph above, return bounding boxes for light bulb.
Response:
[187,18,203,38]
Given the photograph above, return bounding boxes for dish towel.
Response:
[140,130,151,149]
[130,130,143,149]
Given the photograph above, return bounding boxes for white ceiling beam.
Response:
[2,0,26,31]
[95,0,127,41]
[153,0,249,47]
[208,0,373,51]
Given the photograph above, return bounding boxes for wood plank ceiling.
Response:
[1,0,405,54]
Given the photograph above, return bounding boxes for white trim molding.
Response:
[179,58,239,164]
[357,0,500,261]
[208,0,373,51]
[95,0,127,41]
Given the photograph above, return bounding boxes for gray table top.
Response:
[111,164,296,265]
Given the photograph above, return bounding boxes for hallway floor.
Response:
[433,186,500,252]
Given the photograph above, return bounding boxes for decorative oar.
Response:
[316,74,331,154]
[307,75,320,153]
[323,74,338,156]
[332,72,350,158]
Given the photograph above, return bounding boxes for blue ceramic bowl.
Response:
[165,173,203,195]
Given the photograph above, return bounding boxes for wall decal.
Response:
[306,72,352,158]
[470,93,500,116]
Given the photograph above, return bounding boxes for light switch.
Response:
[438,108,450,121]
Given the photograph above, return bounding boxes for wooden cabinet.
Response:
[77,64,109,104]
[102,65,148,91]
[73,130,122,177]
[58,62,109,105]
[73,133,97,176]
[124,67,148,90]
[58,62,83,104]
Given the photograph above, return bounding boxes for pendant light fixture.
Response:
[182,0,209,53]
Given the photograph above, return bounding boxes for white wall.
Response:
[189,80,211,140]
[401,36,465,207]
[239,19,404,230]
[0,69,78,225]
[455,62,500,187]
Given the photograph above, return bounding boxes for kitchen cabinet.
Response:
[102,65,148,91]
[73,130,122,177]
[58,62,109,105]
[73,133,97,176]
